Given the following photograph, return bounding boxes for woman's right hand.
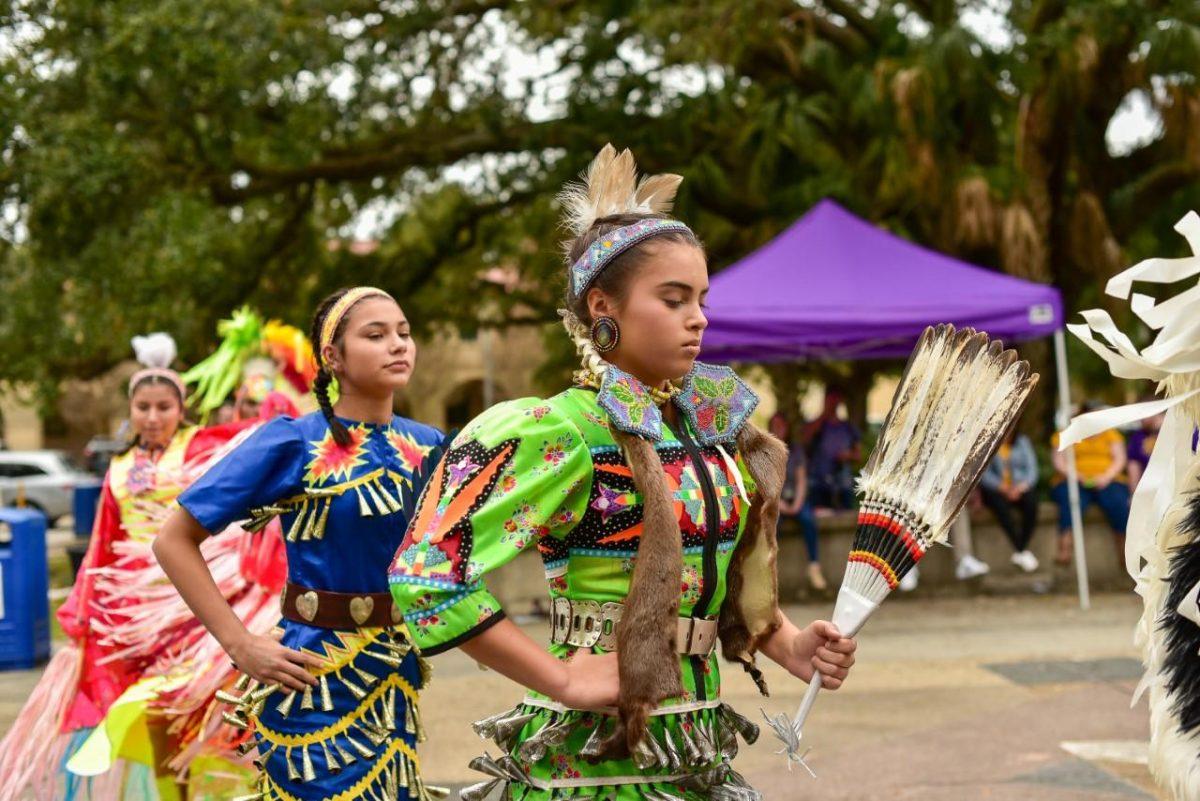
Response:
[227,628,326,691]
[553,650,620,710]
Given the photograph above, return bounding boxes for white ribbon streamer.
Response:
[1060,211,1200,797]
[1057,393,1200,451]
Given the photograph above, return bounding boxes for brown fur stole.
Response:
[599,423,787,757]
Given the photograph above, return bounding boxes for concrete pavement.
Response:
[418,593,1157,799]
[0,593,1160,799]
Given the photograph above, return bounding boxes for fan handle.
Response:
[792,584,877,730]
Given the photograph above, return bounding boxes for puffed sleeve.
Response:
[177,416,306,534]
[388,399,593,654]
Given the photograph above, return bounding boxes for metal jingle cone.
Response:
[321,739,340,773]
[300,745,317,782]
[471,707,515,740]
[345,731,375,759]
[332,738,357,767]
[275,690,297,717]
[284,748,300,781]
[459,778,503,801]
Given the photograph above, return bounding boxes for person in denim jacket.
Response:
[980,428,1041,573]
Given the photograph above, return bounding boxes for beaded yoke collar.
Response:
[580,362,759,446]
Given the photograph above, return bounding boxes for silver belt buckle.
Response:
[564,600,603,648]
[550,597,572,643]
[596,602,623,651]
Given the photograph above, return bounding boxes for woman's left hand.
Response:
[787,620,857,689]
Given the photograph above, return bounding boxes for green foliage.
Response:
[3,0,1199,402]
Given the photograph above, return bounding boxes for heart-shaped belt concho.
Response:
[295,591,319,622]
[350,596,375,626]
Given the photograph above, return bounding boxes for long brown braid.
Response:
[309,289,359,446]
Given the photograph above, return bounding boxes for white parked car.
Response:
[0,450,96,525]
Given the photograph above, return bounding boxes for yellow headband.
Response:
[319,286,390,361]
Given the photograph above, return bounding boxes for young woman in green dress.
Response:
[388,146,857,800]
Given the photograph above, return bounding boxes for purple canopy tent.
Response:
[701,199,1061,361]
[700,199,1090,608]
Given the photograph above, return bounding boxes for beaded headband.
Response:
[318,286,391,359]
[569,218,693,299]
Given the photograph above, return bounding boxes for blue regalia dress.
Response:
[179,411,445,800]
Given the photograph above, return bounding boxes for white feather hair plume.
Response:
[557,143,683,241]
[131,332,178,370]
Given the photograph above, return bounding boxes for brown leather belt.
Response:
[280,581,402,629]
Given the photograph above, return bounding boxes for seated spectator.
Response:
[1050,403,1129,567]
[804,386,861,511]
[769,412,827,591]
[899,512,990,592]
[1126,406,1163,492]
[980,427,1040,573]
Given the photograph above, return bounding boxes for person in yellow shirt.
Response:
[1050,404,1129,566]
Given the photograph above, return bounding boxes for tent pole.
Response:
[1054,328,1090,611]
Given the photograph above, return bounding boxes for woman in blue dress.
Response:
[154,287,446,800]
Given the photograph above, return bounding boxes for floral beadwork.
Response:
[596,364,663,441]
[593,362,758,445]
[676,362,760,446]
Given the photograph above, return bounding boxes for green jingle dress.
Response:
[388,363,781,800]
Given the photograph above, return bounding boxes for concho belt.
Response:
[548,597,718,656]
[280,581,403,629]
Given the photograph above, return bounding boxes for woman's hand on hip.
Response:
[228,628,327,692]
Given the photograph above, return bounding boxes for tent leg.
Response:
[1054,328,1090,611]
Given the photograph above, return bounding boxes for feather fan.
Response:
[764,324,1038,772]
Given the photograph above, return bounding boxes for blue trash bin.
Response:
[72,480,103,538]
[0,507,50,670]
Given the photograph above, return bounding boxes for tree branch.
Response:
[208,119,606,203]
[904,0,934,22]
[815,0,880,46]
[790,8,868,56]
[1112,161,1200,237]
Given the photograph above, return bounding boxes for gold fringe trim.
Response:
[253,673,418,748]
[262,738,431,801]
[304,626,418,678]
[247,469,411,540]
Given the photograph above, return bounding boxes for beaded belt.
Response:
[548,597,718,656]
